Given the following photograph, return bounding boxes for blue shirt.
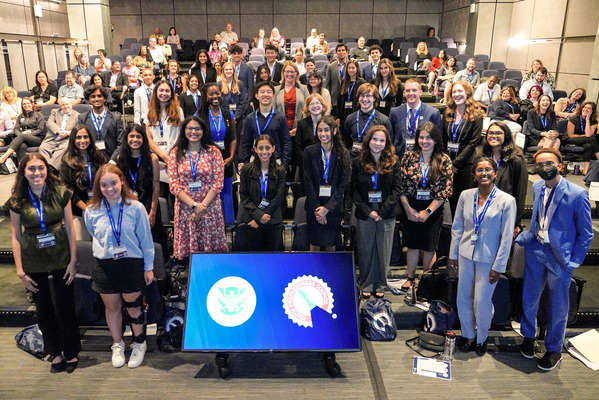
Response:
[84,197,155,271]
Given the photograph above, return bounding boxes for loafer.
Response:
[520,337,535,359]
[460,338,476,353]
[538,351,562,371]
[476,340,487,356]
[65,359,78,374]
[50,359,66,373]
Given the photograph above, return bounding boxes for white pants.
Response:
[457,256,497,344]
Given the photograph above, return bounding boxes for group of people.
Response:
[3,25,595,374]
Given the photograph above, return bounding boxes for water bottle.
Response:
[442,331,456,361]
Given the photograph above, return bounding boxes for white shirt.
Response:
[474,82,501,106]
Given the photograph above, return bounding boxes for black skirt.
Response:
[400,197,443,252]
[92,257,145,294]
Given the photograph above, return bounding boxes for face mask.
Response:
[536,164,558,181]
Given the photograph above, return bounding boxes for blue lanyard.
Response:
[487,90,493,103]
[371,63,377,78]
[451,114,464,142]
[209,110,226,141]
[321,146,331,183]
[467,72,474,83]
[87,155,93,189]
[505,101,514,113]
[408,105,422,137]
[347,81,356,99]
[91,111,107,140]
[200,68,206,83]
[473,186,497,234]
[420,154,429,188]
[566,102,576,113]
[580,116,585,133]
[103,198,124,246]
[339,63,344,79]
[260,171,268,198]
[191,91,199,112]
[27,185,46,232]
[380,83,389,99]
[371,172,378,190]
[540,115,548,130]
[188,150,200,180]
[128,155,142,189]
[159,113,167,138]
[540,185,557,222]
[168,75,177,90]
[235,64,240,76]
[255,109,274,135]
[356,109,376,141]
[490,152,501,167]
[145,87,151,101]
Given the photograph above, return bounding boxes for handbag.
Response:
[15,324,47,359]
[424,299,457,335]
[361,298,397,341]
[0,157,17,175]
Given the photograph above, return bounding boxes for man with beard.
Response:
[516,148,593,371]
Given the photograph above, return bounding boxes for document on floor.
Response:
[566,329,599,367]
[412,356,451,380]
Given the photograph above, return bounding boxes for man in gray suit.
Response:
[38,99,80,171]
[325,43,348,117]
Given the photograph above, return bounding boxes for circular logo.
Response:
[372,312,393,333]
[206,277,257,327]
[282,275,334,328]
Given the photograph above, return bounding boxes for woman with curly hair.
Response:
[525,94,559,149]
[352,125,401,298]
[443,81,485,215]
[415,42,432,71]
[399,122,453,289]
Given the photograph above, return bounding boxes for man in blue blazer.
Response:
[389,78,442,159]
[515,148,593,371]
[361,45,383,83]
[230,45,254,98]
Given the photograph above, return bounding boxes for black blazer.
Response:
[101,71,129,92]
[351,157,402,220]
[375,83,404,116]
[180,91,201,118]
[190,65,217,87]
[488,99,521,122]
[294,116,320,168]
[443,115,483,170]
[525,110,557,141]
[78,109,124,161]
[268,62,283,85]
[303,143,351,215]
[239,163,287,226]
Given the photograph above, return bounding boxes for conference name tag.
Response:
[471,233,478,244]
[258,199,270,210]
[113,245,128,260]
[189,181,202,192]
[406,138,415,150]
[537,230,550,244]
[96,140,106,150]
[37,233,56,249]
[352,142,361,152]
[368,191,382,203]
[215,141,225,150]
[319,185,332,197]
[156,140,167,148]
[379,100,386,108]
[447,142,459,153]
[229,104,237,111]
[345,101,353,109]
[416,190,431,201]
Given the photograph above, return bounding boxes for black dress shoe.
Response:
[476,340,487,356]
[50,359,66,373]
[65,360,78,373]
[460,338,476,353]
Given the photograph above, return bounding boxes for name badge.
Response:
[113,245,128,260]
[37,233,56,249]
[344,101,353,109]
[189,181,202,192]
[537,230,550,244]
[406,138,415,150]
[96,140,106,150]
[368,191,382,203]
[87,190,93,198]
[471,233,478,244]
[319,185,332,197]
[352,142,361,151]
[379,100,386,108]
[229,104,237,111]
[157,140,168,148]
[215,141,225,150]
[416,190,431,201]
[258,198,270,210]
[447,142,459,153]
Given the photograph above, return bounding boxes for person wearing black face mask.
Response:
[515,148,593,371]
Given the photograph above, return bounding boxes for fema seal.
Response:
[282,275,334,328]
[206,276,257,327]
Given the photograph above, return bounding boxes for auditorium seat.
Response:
[122,38,137,50]
[445,48,459,57]
[553,90,567,101]
[500,79,520,89]
[366,38,380,47]
[474,54,490,64]
[248,54,265,63]
[503,69,523,81]
[130,43,142,55]
[455,54,470,63]
[482,69,500,78]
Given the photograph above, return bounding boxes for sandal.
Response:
[374,292,385,299]
[401,277,415,290]
[362,292,372,300]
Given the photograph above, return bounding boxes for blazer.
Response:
[14,112,45,137]
[133,84,153,124]
[525,110,557,141]
[450,187,517,273]
[242,108,292,168]
[267,62,284,85]
[238,162,287,226]
[221,80,249,121]
[390,103,443,159]
[101,71,129,92]
[375,82,403,117]
[361,62,379,83]
[40,108,80,170]
[343,109,393,154]
[78,109,124,161]
[303,143,351,214]
[274,83,310,129]
[488,99,521,122]
[235,63,255,99]
[516,178,593,268]
[180,90,201,118]
[443,114,483,170]
[189,65,217,87]
[294,116,320,168]
[251,37,266,49]
[351,157,402,220]
[324,60,345,108]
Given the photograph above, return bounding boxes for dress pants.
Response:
[356,217,394,292]
[521,240,572,353]
[457,256,497,344]
[29,268,81,360]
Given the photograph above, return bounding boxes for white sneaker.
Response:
[111,341,126,368]
[128,341,147,369]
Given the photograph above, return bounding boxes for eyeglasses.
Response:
[360,94,374,99]
[186,127,202,132]
[475,167,494,173]
[487,131,504,137]
[535,161,557,168]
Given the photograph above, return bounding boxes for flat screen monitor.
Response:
[182,252,360,352]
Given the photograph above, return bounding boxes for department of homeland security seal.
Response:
[206,276,257,327]
[282,275,334,328]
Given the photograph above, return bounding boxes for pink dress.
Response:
[168,145,227,258]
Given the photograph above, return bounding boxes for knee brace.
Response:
[122,294,147,342]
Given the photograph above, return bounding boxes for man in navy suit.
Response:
[361,45,382,83]
[264,45,283,84]
[516,148,593,371]
[389,78,442,159]
[230,45,254,98]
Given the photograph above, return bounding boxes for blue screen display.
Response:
[182,252,361,352]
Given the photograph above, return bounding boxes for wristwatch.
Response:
[425,208,433,214]
[191,202,197,210]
